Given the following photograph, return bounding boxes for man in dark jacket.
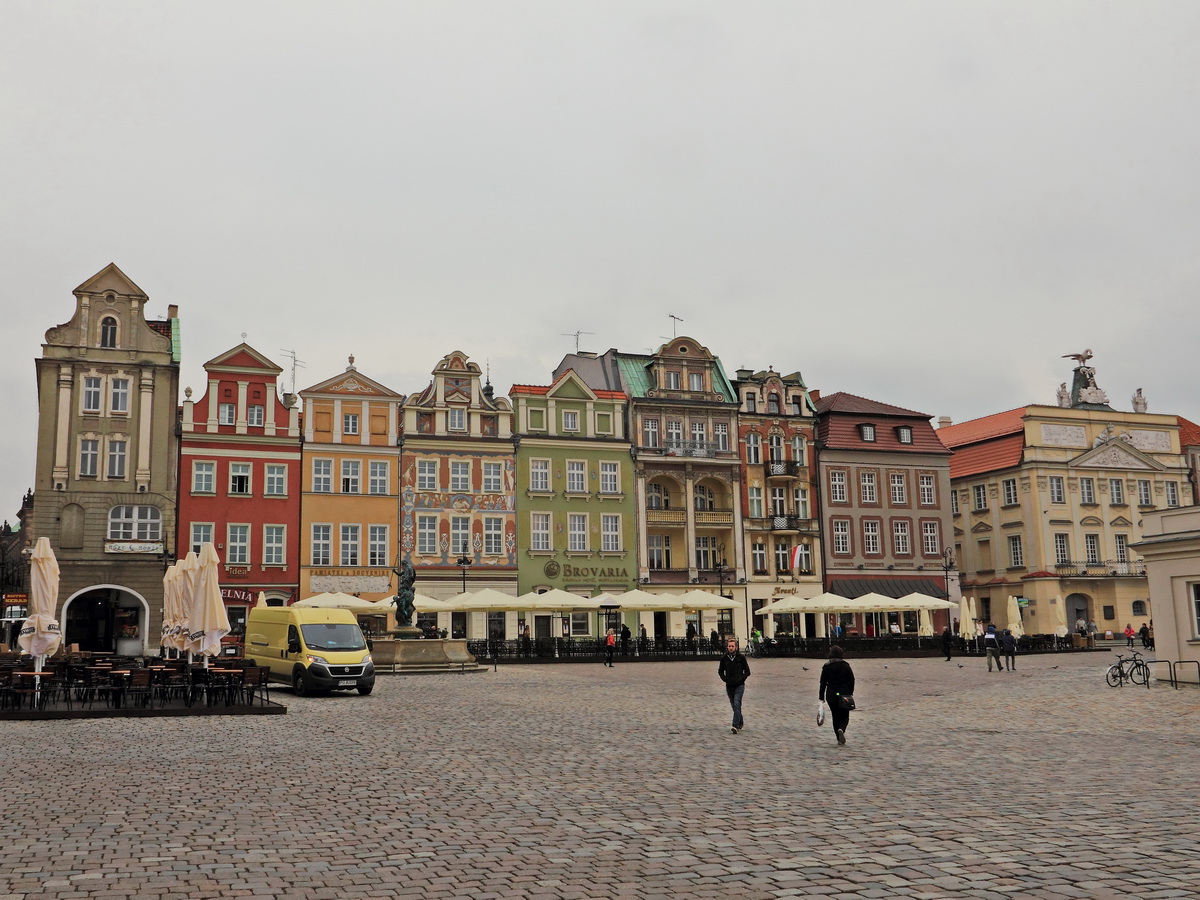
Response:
[718,638,751,734]
[1000,628,1017,671]
[819,645,856,746]
[941,626,953,661]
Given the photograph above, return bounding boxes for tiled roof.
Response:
[1178,415,1200,448]
[948,433,1025,479]
[147,320,171,338]
[937,408,1026,448]
[814,392,929,418]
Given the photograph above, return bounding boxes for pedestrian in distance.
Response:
[818,645,855,746]
[710,628,720,652]
[983,624,1003,673]
[686,621,698,654]
[603,628,616,667]
[1000,628,1017,671]
[941,626,953,661]
[1139,622,1151,649]
[639,623,648,652]
[1125,623,1136,648]
[620,623,631,656]
[1075,616,1088,637]
[718,638,750,734]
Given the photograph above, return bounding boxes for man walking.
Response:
[983,624,1003,673]
[718,638,750,734]
[941,626,953,661]
[620,623,631,656]
[1000,628,1017,671]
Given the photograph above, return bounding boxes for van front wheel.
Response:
[357,684,373,696]
[293,672,308,696]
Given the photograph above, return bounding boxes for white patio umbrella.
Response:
[255,591,269,608]
[442,588,523,610]
[294,592,393,614]
[957,595,974,639]
[187,542,231,666]
[20,537,63,677]
[918,608,934,637]
[176,551,200,656]
[676,589,739,611]
[894,592,957,611]
[1051,594,1069,638]
[160,562,182,657]
[1006,595,1025,638]
[609,589,685,611]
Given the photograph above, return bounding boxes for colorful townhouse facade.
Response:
[177,343,302,638]
[510,369,636,639]
[298,358,404,605]
[30,264,180,655]
[399,351,517,638]
[731,367,822,634]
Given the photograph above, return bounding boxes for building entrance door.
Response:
[653,611,668,641]
[804,612,816,638]
[534,615,552,640]
[1066,593,1091,632]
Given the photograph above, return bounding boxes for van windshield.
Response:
[300,623,367,652]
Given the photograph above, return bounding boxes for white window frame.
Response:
[450,517,471,556]
[482,462,502,494]
[1048,476,1065,504]
[265,464,287,496]
[264,525,285,565]
[1137,479,1152,507]
[860,471,877,504]
[897,426,913,444]
[714,422,729,451]
[973,484,988,511]
[312,458,332,493]
[190,522,213,554]
[1166,481,1180,507]
[82,376,101,413]
[530,513,551,551]
[447,407,467,432]
[367,460,388,495]
[1080,477,1095,504]
[794,486,810,519]
[483,517,504,556]
[343,413,360,435]
[368,525,389,566]
[1008,535,1024,568]
[1002,478,1018,506]
[599,461,619,494]
[416,516,438,555]
[829,471,847,503]
[747,486,763,519]
[601,514,621,552]
[860,423,876,442]
[111,378,131,415]
[77,439,96,479]
[890,473,907,505]
[106,439,127,479]
[752,542,767,573]
[691,422,706,444]
[417,459,438,491]
[1109,479,1125,505]
[568,513,588,552]
[920,474,936,506]
[666,371,681,390]
[340,524,361,566]
[341,459,361,494]
[562,410,579,432]
[248,405,265,427]
[792,435,806,462]
[218,402,235,425]
[863,520,880,555]
[566,460,586,493]
[1054,533,1071,565]
[1085,533,1101,565]
[100,316,118,348]
[643,418,660,448]
[922,521,940,556]
[311,524,332,566]
[688,372,703,392]
[647,534,671,569]
[450,461,470,493]
[1114,533,1129,563]
[745,433,761,465]
[529,459,550,492]
[832,519,850,555]
[893,520,911,555]
[230,462,251,496]
[794,543,812,574]
[227,524,250,565]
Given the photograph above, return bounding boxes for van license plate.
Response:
[337,679,356,687]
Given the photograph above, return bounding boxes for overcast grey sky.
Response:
[3,1,1199,519]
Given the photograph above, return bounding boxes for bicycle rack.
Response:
[1172,659,1200,688]
[1146,659,1176,689]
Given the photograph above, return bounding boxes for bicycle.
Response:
[1105,650,1149,687]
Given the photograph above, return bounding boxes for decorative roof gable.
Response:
[1070,439,1163,472]
[73,262,147,298]
[204,342,283,375]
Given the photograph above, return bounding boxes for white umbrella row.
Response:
[756,591,957,616]
[159,543,232,665]
[418,588,740,613]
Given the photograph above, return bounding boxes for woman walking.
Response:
[603,628,616,667]
[818,645,856,746]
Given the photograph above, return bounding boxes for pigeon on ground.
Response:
[957,664,965,668]
[1050,665,1059,669]
[801,666,809,671]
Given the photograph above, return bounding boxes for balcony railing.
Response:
[645,507,734,526]
[662,440,727,458]
[694,508,733,525]
[765,460,801,478]
[1054,559,1146,577]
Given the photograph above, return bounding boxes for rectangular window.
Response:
[600,461,619,494]
[264,525,285,565]
[570,612,591,637]
[1166,481,1180,507]
[83,377,101,413]
[568,513,588,551]
[1114,533,1128,563]
[1109,479,1125,505]
[745,392,757,413]
[666,371,681,390]
[417,460,438,491]
[792,435,806,462]
[450,461,470,492]
[367,460,388,495]
[111,378,131,414]
[1084,533,1101,564]
[1137,479,1152,507]
[1008,535,1024,568]
[566,461,586,493]
[920,474,936,506]
[218,402,235,425]
[860,424,876,442]
[106,440,127,478]
[341,460,360,493]
[265,464,286,496]
[890,473,907,505]
[190,522,213,554]
[1048,476,1065,504]
[643,418,659,448]
[774,540,790,574]
[189,461,214,494]
[648,535,671,569]
[860,471,877,504]
[688,372,704,392]
[922,521,940,555]
[863,520,880,554]
[227,524,249,565]
[450,517,470,556]
[695,536,716,570]
[483,518,503,555]
[666,421,683,448]
[897,426,913,444]
[973,484,988,511]
[830,471,846,503]
[343,413,359,435]
[1002,478,1018,506]
[892,520,911,555]
[530,513,551,551]
[482,462,502,494]
[311,525,331,566]
[1079,477,1095,504]
[747,486,763,519]
[951,491,960,515]
[745,434,761,464]
[368,525,388,566]
[714,423,729,451]
[529,459,549,492]
[417,516,438,555]
[752,542,767,574]
[230,463,251,495]
[691,422,706,445]
[794,486,810,519]
[246,404,264,427]
[447,408,466,431]
[1054,533,1071,565]
[832,519,850,554]
[794,543,812,574]
[562,410,579,432]
[770,486,786,516]
[312,459,332,492]
[340,525,360,566]
[601,514,621,551]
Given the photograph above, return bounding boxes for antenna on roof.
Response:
[668,314,684,338]
[561,330,594,353]
[279,348,306,394]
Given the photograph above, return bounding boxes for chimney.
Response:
[167,304,178,319]
[938,416,953,429]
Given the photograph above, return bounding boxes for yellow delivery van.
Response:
[244,606,376,696]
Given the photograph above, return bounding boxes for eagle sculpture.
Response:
[1062,349,1093,366]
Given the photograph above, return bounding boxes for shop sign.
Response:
[3,593,29,604]
[560,564,629,579]
[221,588,256,603]
[105,540,164,554]
[225,566,250,577]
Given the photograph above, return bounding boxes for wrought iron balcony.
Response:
[1054,559,1147,577]
[765,460,801,478]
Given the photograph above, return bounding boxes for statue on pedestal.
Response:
[1132,388,1148,413]
[391,559,417,627]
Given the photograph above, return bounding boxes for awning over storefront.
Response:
[827,577,946,599]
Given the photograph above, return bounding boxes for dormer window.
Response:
[562,410,579,432]
[688,372,703,392]
[791,396,804,415]
[666,371,681,390]
[447,407,466,431]
[745,393,757,413]
[896,426,913,444]
[767,394,780,414]
[218,403,236,425]
[859,424,876,442]
[100,317,118,348]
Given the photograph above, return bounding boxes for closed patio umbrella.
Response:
[176,551,199,655]
[160,562,181,657]
[20,537,63,675]
[958,595,974,639]
[188,542,231,665]
[609,590,685,611]
[1006,595,1025,638]
[255,591,269,608]
[918,608,934,637]
[1051,594,1069,637]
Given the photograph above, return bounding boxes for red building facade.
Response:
[177,344,302,639]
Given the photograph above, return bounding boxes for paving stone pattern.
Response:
[1,652,1197,899]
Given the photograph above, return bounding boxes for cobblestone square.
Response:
[2,652,1197,899]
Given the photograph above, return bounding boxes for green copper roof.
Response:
[171,317,181,364]
[615,352,736,403]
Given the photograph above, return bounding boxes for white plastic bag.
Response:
[816,702,826,727]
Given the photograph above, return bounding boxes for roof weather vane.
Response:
[561,330,594,353]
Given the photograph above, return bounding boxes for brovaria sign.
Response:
[558,564,630,579]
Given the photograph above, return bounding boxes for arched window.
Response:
[100,317,118,348]
[647,483,670,509]
[1131,600,1147,616]
[693,484,715,511]
[767,393,780,414]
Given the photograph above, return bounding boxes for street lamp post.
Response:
[942,546,956,632]
[456,541,472,594]
[710,542,734,639]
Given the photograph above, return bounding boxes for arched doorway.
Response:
[1065,592,1092,632]
[63,585,149,656]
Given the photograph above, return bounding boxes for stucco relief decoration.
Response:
[1041,424,1087,447]
[1085,445,1153,469]
[1128,430,1170,453]
[311,574,391,594]
[331,377,377,393]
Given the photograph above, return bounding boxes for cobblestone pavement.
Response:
[2,651,1198,899]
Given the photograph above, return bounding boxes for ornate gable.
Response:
[301,359,400,398]
[204,342,283,375]
[1070,439,1163,471]
[971,521,993,534]
[73,262,147,298]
